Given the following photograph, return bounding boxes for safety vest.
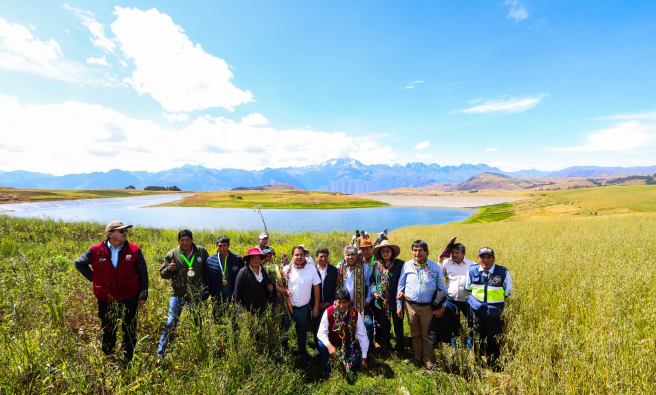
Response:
[90,241,141,302]
[467,265,508,316]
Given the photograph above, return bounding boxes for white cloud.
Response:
[455,95,545,114]
[65,5,116,53]
[404,86,415,89]
[0,94,397,174]
[551,121,656,152]
[416,153,432,159]
[598,111,656,120]
[86,55,108,66]
[486,148,498,152]
[111,7,253,113]
[404,80,424,89]
[415,141,430,150]
[505,0,529,22]
[119,59,127,68]
[162,112,188,122]
[0,17,97,82]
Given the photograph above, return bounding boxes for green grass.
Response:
[461,203,515,223]
[1,214,654,394]
[0,188,179,205]
[159,190,388,209]
[549,184,656,213]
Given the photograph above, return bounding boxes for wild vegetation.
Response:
[1,211,653,394]
[158,190,388,209]
[0,189,177,205]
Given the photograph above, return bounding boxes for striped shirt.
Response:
[396,259,447,308]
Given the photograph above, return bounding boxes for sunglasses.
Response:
[113,229,128,234]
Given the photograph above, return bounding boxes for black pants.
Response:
[471,309,503,365]
[97,295,139,361]
[311,308,326,351]
[372,304,405,352]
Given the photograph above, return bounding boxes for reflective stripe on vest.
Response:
[470,284,504,303]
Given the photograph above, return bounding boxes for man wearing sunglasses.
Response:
[75,221,149,363]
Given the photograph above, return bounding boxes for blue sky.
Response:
[1,1,655,175]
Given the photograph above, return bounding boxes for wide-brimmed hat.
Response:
[373,240,401,260]
[360,239,374,249]
[243,247,268,261]
[105,220,133,233]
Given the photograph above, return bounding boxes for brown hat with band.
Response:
[360,238,374,249]
[373,240,401,261]
[105,220,133,233]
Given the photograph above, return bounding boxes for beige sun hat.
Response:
[373,240,400,260]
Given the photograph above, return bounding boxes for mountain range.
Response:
[1,159,655,193]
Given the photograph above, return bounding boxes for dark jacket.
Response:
[159,244,210,298]
[205,251,244,299]
[369,258,404,310]
[428,290,457,349]
[310,264,338,307]
[234,265,275,314]
[75,239,149,302]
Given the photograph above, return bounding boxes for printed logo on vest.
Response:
[125,255,133,260]
[197,257,202,262]
[99,258,106,262]
[493,276,501,283]
[233,266,239,272]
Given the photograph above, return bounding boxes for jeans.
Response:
[157,295,203,357]
[317,340,361,374]
[363,306,374,348]
[445,298,473,349]
[282,305,310,362]
[97,295,139,361]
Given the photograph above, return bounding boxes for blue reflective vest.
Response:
[467,265,508,316]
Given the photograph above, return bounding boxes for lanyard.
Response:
[180,253,195,268]
[219,254,227,274]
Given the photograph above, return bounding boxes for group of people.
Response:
[75,221,512,377]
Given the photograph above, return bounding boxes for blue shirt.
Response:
[465,264,513,296]
[396,259,447,308]
[108,243,123,268]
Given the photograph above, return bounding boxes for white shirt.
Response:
[317,307,369,358]
[306,256,315,266]
[465,264,514,296]
[251,265,264,283]
[440,258,477,301]
[283,264,321,307]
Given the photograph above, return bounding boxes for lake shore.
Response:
[357,194,527,208]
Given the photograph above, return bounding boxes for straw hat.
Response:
[373,240,401,261]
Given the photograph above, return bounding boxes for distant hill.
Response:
[450,172,533,191]
[2,160,655,194]
[231,183,302,191]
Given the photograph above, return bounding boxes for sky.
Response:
[1,0,655,175]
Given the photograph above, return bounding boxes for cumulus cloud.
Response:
[505,0,529,22]
[550,121,656,152]
[0,17,96,82]
[119,59,127,68]
[86,55,108,65]
[65,5,116,53]
[454,95,545,114]
[415,141,430,150]
[110,7,253,113]
[162,112,188,122]
[0,94,397,174]
[486,148,498,152]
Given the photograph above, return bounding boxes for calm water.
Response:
[2,195,475,232]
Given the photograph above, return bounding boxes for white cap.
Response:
[259,232,269,240]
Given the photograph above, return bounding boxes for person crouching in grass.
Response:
[316,289,369,379]
[157,230,210,364]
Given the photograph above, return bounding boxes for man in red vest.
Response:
[75,221,149,363]
[316,288,369,379]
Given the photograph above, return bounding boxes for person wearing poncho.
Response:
[336,245,375,361]
[317,289,369,378]
[157,229,210,363]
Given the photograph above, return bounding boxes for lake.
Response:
[1,195,475,233]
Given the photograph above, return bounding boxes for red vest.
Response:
[90,241,141,302]
[326,305,359,346]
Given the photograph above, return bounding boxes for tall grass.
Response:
[0,214,654,394]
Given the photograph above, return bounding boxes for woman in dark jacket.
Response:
[370,240,406,355]
[234,248,275,314]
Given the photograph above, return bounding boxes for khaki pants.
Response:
[405,300,435,364]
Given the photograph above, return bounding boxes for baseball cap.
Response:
[298,244,310,253]
[259,232,269,240]
[105,220,133,233]
[478,247,495,257]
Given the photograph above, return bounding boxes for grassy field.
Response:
[1,213,654,394]
[158,190,388,209]
[0,188,179,205]
[462,185,656,223]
